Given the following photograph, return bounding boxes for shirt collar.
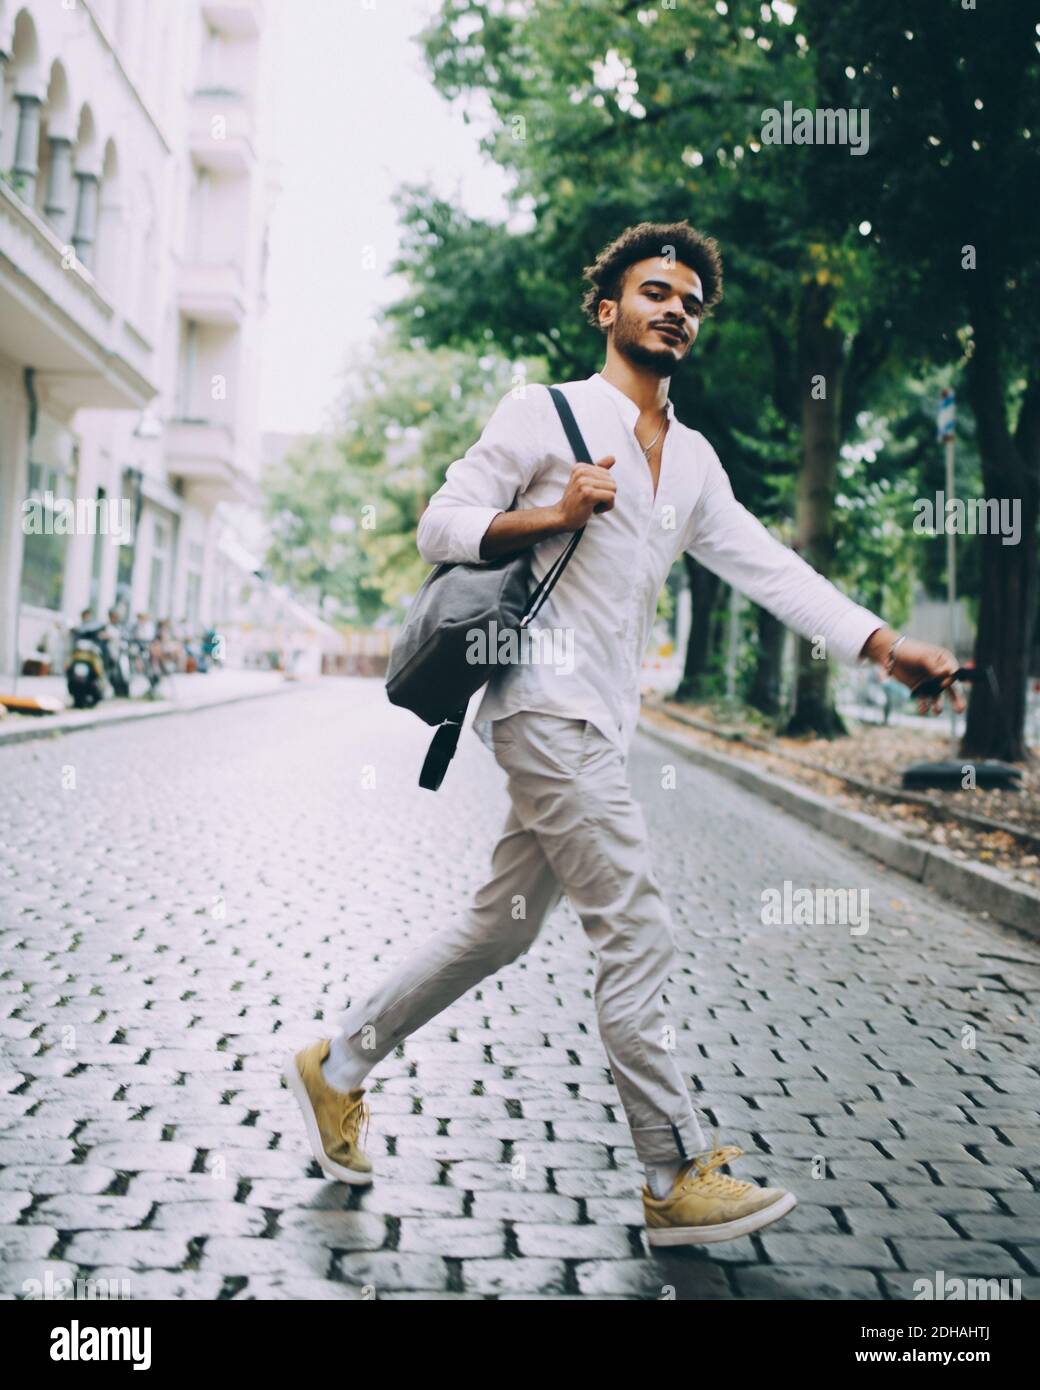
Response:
[590,371,676,429]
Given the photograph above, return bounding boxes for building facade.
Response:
[0,0,277,677]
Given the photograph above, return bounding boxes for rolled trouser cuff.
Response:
[632,1115,708,1168]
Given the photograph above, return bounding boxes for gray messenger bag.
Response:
[385,385,593,791]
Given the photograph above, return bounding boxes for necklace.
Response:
[635,407,668,459]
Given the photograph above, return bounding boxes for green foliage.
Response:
[262,337,545,620]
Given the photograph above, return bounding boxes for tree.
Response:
[676,559,725,700]
[263,339,543,620]
[808,0,1039,760]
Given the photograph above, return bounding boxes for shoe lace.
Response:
[677,1133,753,1198]
[339,1092,371,1151]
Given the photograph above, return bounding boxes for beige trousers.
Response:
[333,710,708,1166]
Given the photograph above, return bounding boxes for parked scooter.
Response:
[105,624,132,697]
[65,621,112,709]
[125,634,164,699]
[201,628,224,670]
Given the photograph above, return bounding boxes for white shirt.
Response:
[416,372,884,757]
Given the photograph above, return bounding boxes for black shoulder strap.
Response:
[547,384,592,464]
[519,386,592,627]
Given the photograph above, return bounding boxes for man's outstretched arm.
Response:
[684,440,965,715]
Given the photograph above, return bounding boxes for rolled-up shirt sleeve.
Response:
[684,436,885,666]
[416,386,547,565]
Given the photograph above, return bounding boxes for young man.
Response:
[286,220,965,1247]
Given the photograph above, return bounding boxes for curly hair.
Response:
[580,220,724,332]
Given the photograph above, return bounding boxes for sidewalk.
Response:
[639,698,1040,941]
[0,668,306,746]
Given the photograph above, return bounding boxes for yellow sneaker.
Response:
[643,1137,795,1246]
[283,1038,374,1185]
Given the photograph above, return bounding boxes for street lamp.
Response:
[133,409,163,441]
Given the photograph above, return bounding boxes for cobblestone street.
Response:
[1,679,1037,1300]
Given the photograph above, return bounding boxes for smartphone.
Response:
[908,667,976,699]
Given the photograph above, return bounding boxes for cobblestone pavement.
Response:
[1,680,1037,1301]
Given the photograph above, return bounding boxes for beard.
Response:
[610,306,687,377]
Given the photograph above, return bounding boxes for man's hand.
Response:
[552,457,617,531]
[478,455,618,559]
[863,628,966,716]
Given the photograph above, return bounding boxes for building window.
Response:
[148,517,170,617]
[176,320,198,420]
[185,540,204,630]
[114,468,141,619]
[198,25,228,94]
[20,424,77,612]
[88,485,107,613]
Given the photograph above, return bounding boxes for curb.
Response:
[0,679,309,748]
[638,715,1040,943]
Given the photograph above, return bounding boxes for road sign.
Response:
[937,387,956,443]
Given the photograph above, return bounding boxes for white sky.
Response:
[259,0,513,434]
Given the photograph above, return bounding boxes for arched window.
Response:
[5,8,44,205]
[94,137,124,293]
[129,172,157,338]
[70,101,100,271]
[39,59,74,242]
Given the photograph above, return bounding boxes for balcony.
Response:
[177,258,246,327]
[166,419,259,508]
[189,89,256,174]
[0,179,156,409]
[201,0,265,37]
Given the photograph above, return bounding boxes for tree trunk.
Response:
[747,604,786,719]
[676,553,723,700]
[960,321,1039,762]
[782,279,849,739]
